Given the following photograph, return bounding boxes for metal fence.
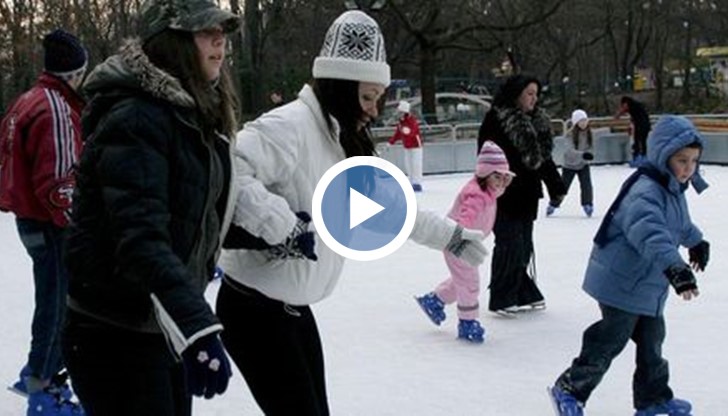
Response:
[374,115,728,175]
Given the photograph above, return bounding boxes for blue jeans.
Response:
[16,218,68,381]
[555,303,673,409]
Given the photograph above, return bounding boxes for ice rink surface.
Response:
[1,165,726,415]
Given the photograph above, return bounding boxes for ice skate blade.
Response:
[7,384,29,398]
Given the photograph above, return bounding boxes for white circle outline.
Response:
[312,156,417,261]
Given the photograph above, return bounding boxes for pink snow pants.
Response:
[434,251,481,320]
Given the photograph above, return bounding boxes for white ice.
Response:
[1,165,726,415]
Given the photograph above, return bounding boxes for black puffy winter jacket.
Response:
[65,41,239,351]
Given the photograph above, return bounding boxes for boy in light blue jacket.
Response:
[548,115,710,416]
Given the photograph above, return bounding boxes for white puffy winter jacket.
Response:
[220,84,463,305]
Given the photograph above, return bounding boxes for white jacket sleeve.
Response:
[231,119,299,245]
[409,210,488,266]
[410,210,459,250]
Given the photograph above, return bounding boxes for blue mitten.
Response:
[182,334,232,399]
[267,211,318,261]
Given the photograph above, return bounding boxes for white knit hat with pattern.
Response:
[312,10,390,86]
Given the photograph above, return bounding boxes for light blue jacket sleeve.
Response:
[618,183,685,272]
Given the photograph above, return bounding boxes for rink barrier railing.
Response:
[372,114,728,175]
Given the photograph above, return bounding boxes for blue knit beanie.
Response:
[43,29,87,75]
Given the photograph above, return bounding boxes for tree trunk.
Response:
[228,0,245,119]
[681,20,693,101]
[419,44,438,125]
[243,0,264,115]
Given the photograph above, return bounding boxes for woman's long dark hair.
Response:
[492,74,542,110]
[572,123,593,149]
[143,29,239,136]
[312,78,375,158]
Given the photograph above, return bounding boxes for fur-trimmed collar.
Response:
[494,105,553,170]
[83,38,195,108]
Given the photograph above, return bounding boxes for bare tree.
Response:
[3,0,728,116]
[386,0,565,123]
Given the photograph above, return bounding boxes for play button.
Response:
[349,188,384,229]
[312,156,417,261]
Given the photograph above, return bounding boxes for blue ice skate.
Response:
[414,293,445,326]
[629,154,646,168]
[27,389,84,416]
[9,367,72,401]
[634,398,692,416]
[9,365,33,396]
[546,204,557,217]
[548,385,584,416]
[582,204,593,217]
[457,319,485,343]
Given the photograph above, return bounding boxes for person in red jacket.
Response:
[0,29,86,414]
[388,100,424,191]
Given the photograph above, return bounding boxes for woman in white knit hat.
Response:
[546,109,596,217]
[218,10,488,415]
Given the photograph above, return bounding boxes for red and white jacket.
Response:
[388,113,422,149]
[0,73,85,227]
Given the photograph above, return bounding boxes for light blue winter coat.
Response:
[582,115,708,317]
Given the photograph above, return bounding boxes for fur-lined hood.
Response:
[83,38,195,109]
[493,105,553,170]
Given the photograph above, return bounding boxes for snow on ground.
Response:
[1,165,726,415]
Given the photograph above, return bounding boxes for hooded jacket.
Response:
[65,40,237,355]
[0,73,85,227]
[582,115,707,317]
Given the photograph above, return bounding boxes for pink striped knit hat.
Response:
[476,141,515,178]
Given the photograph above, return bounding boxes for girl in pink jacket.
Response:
[415,141,514,343]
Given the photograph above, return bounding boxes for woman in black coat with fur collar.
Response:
[477,74,566,316]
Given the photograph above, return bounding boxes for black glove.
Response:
[582,152,594,161]
[182,334,232,399]
[663,264,698,295]
[268,211,318,261]
[688,240,710,272]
